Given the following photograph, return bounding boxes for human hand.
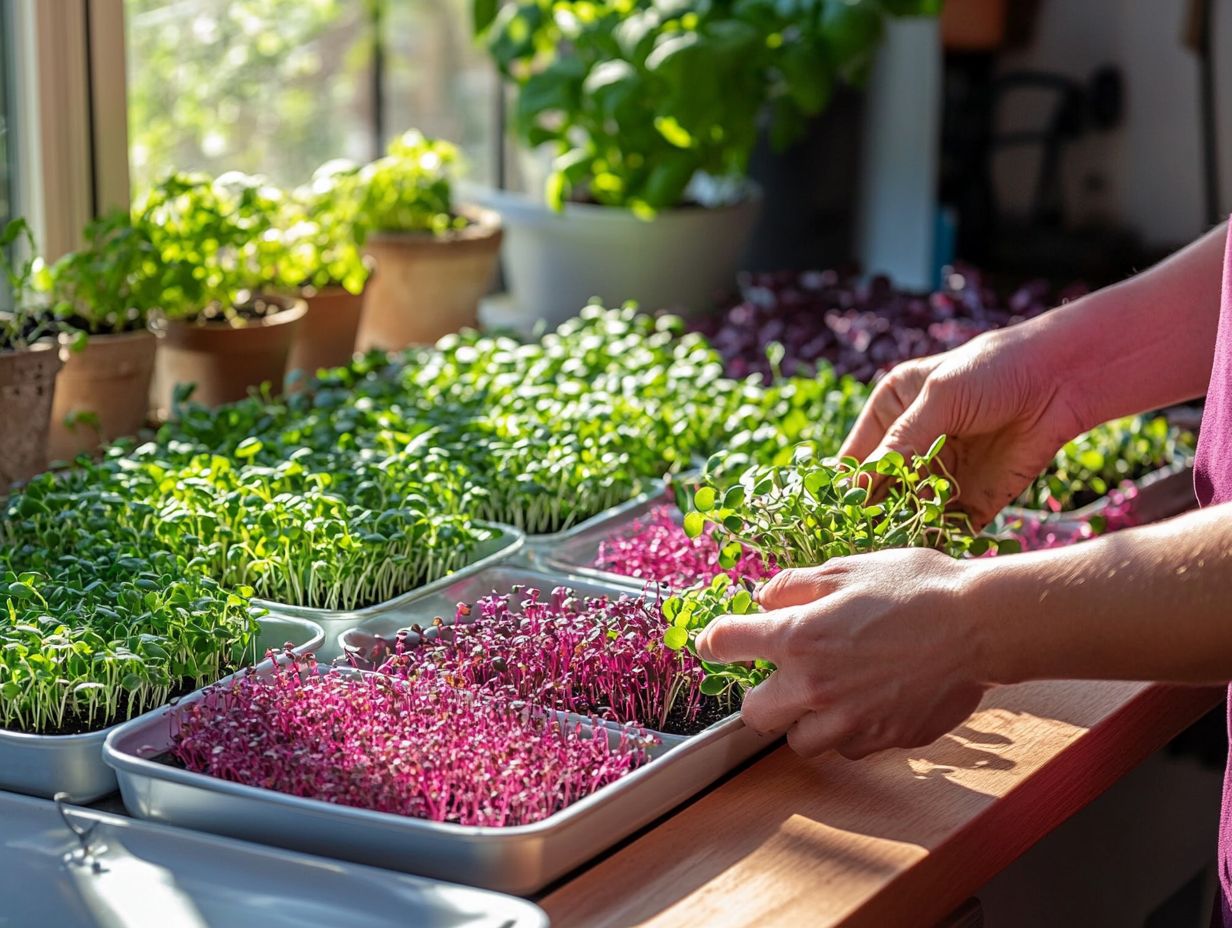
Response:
[839,329,1086,528]
[695,549,989,760]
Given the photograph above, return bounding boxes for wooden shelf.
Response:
[542,681,1220,927]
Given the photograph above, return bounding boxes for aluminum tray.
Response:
[0,791,546,927]
[1000,459,1196,526]
[530,493,693,593]
[0,614,324,803]
[254,522,524,661]
[516,488,666,564]
[105,567,774,895]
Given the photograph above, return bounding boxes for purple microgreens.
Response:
[368,586,726,735]
[594,504,779,590]
[170,650,648,827]
[694,266,1084,382]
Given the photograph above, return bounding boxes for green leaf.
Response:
[683,510,706,538]
[664,625,689,650]
[699,675,729,697]
[694,486,717,512]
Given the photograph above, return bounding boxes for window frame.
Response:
[4,0,128,260]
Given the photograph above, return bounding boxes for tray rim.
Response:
[103,659,749,841]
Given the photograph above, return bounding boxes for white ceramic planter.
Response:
[472,185,761,333]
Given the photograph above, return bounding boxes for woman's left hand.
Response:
[694,548,989,760]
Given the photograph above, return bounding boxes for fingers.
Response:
[785,709,859,759]
[838,360,937,462]
[694,609,792,665]
[757,566,840,611]
[739,668,810,734]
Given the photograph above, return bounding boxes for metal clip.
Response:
[55,791,105,870]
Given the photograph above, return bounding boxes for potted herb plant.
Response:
[280,160,372,378]
[45,210,160,460]
[474,0,940,329]
[134,171,307,411]
[0,219,65,487]
[354,130,502,350]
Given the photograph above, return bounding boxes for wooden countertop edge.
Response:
[842,683,1223,928]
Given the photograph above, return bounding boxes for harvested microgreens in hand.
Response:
[663,437,1002,696]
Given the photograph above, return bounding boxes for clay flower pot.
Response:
[49,329,157,461]
[357,207,502,351]
[0,341,64,488]
[287,285,367,379]
[152,295,307,411]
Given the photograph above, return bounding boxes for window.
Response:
[124,0,499,192]
[0,1,15,231]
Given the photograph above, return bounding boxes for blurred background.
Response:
[4,0,1229,288]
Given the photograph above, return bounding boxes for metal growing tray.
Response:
[529,492,695,593]
[0,614,324,803]
[105,566,774,895]
[1000,459,1196,526]
[517,488,667,563]
[254,522,524,661]
[0,791,546,927]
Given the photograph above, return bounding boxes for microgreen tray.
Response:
[253,521,524,661]
[1,791,547,928]
[524,492,682,593]
[516,488,668,567]
[105,566,775,895]
[1000,458,1195,525]
[0,614,324,803]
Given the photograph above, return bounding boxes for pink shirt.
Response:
[1195,223,1232,924]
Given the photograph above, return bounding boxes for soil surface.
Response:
[658,694,740,737]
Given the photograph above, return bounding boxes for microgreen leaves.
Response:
[662,438,1000,694]
[370,585,718,734]
[171,653,648,827]
[1016,415,1195,512]
[0,542,260,735]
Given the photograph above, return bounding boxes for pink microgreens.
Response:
[594,504,779,589]
[994,484,1140,553]
[370,585,715,734]
[170,651,648,827]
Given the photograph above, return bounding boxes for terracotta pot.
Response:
[287,285,366,378]
[357,207,502,350]
[941,0,1008,50]
[152,295,307,411]
[0,342,64,489]
[49,329,157,461]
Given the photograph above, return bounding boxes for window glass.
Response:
[125,0,498,191]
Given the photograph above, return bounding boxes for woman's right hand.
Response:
[839,327,1089,529]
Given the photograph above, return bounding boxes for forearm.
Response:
[969,502,1232,685]
[997,222,1226,431]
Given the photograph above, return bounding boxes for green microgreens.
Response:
[0,540,260,734]
[1017,414,1196,512]
[663,437,1004,696]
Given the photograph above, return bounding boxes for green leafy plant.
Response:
[663,438,1001,696]
[1017,415,1196,512]
[0,539,260,735]
[46,209,162,337]
[132,171,287,324]
[476,0,941,213]
[355,130,467,238]
[0,218,69,352]
[280,159,370,295]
